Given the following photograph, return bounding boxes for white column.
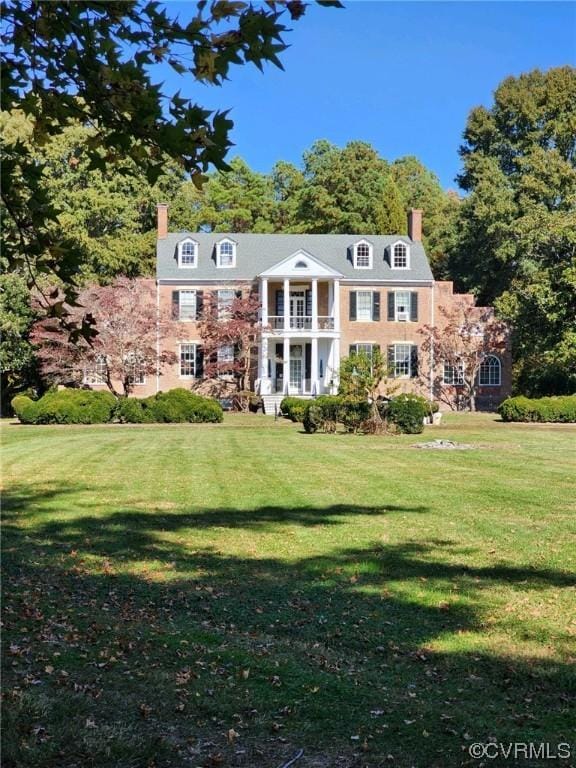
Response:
[283,337,290,394]
[328,281,334,326]
[283,278,290,331]
[333,279,340,331]
[261,277,268,325]
[332,338,340,393]
[311,337,319,394]
[311,278,318,331]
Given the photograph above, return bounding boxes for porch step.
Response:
[262,394,285,416]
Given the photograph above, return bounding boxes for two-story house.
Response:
[144,204,510,412]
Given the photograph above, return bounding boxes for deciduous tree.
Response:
[418,301,508,411]
[31,279,175,397]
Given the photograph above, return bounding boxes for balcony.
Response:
[267,315,335,331]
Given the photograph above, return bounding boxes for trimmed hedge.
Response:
[115,389,223,423]
[280,396,309,422]
[498,395,576,423]
[387,394,428,434]
[11,389,116,424]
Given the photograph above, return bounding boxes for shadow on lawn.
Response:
[2,482,575,768]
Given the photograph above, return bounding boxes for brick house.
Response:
[88,204,510,411]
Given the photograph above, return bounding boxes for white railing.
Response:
[266,316,335,331]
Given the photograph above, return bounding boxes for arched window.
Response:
[478,355,501,386]
[354,241,372,269]
[392,242,408,269]
[178,238,197,268]
[217,239,236,268]
[294,260,308,269]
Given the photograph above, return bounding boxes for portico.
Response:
[256,250,343,396]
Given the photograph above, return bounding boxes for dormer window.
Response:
[217,239,236,268]
[353,240,372,269]
[392,242,409,269]
[178,238,197,268]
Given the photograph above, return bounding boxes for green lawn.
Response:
[2,414,575,768]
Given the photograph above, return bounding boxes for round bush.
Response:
[387,394,427,434]
[11,395,39,424]
[280,397,308,422]
[113,397,148,424]
[142,389,223,423]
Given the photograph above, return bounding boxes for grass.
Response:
[2,413,575,768]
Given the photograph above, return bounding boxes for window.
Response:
[478,355,501,386]
[395,291,411,321]
[356,291,373,321]
[178,239,197,268]
[294,260,308,269]
[217,240,236,268]
[393,343,412,377]
[180,343,197,377]
[217,289,235,317]
[125,352,145,385]
[354,241,372,269]
[350,343,375,357]
[179,290,197,321]
[443,361,464,385]
[83,354,107,385]
[217,344,234,363]
[392,242,409,269]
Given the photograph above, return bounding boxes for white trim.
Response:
[353,239,373,270]
[391,240,410,270]
[177,237,198,268]
[259,249,344,279]
[216,238,237,268]
[179,341,200,379]
[478,355,502,386]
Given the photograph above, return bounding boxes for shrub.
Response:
[11,395,39,424]
[113,397,150,424]
[138,389,223,423]
[339,396,371,433]
[12,389,116,424]
[499,395,576,423]
[280,397,308,422]
[387,394,428,434]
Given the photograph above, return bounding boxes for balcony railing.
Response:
[266,316,335,331]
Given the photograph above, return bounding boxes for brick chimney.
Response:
[157,203,168,240]
[407,208,423,242]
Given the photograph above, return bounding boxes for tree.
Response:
[31,279,175,397]
[391,156,461,275]
[295,140,396,233]
[447,66,576,395]
[197,291,264,408]
[0,272,40,411]
[418,300,508,411]
[1,0,341,327]
[338,348,398,432]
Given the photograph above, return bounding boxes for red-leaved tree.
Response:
[197,291,264,406]
[31,278,175,397]
[418,300,508,411]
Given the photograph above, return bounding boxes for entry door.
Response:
[290,291,305,329]
[289,358,302,390]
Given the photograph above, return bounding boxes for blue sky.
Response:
[161,1,575,189]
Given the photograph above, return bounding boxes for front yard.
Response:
[2,413,575,767]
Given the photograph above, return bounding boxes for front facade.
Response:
[87,205,511,410]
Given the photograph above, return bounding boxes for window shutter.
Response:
[410,345,419,378]
[172,291,179,320]
[195,346,204,378]
[372,291,381,321]
[349,344,357,357]
[387,345,395,377]
[305,289,312,317]
[275,342,283,360]
[387,292,395,321]
[196,290,203,320]
[235,289,242,299]
[410,292,418,322]
[276,290,284,316]
[305,343,311,380]
[349,292,357,321]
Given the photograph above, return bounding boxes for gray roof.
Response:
[157,232,433,282]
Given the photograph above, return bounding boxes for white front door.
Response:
[290,291,305,329]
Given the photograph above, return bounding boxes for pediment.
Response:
[259,250,343,278]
